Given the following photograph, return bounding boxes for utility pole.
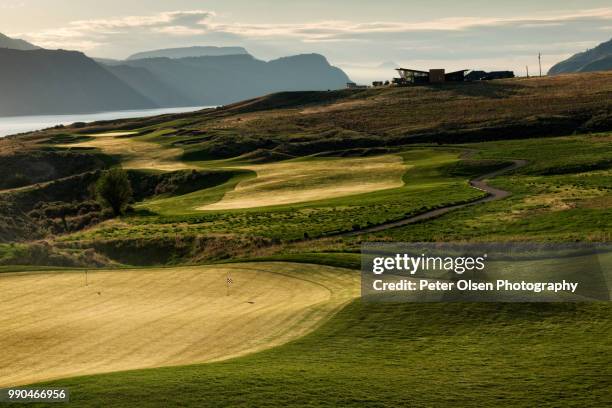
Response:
[538,53,542,77]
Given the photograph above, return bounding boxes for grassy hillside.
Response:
[28,301,611,407]
[10,71,608,161]
[360,134,612,243]
[4,72,609,158]
[62,149,485,248]
[1,74,610,259]
[0,72,611,407]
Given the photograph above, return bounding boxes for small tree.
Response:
[96,168,133,216]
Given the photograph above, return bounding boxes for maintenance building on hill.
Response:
[391,68,514,85]
[464,70,516,81]
[393,68,469,85]
[348,67,517,89]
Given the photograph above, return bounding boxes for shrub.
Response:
[96,168,133,216]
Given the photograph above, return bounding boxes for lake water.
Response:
[0,106,210,137]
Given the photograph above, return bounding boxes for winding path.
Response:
[342,157,528,236]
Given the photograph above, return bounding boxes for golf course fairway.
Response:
[60,131,192,171]
[199,155,408,210]
[64,131,411,211]
[0,262,359,387]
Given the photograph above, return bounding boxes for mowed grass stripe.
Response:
[198,155,408,210]
[0,266,320,384]
[0,263,359,387]
[26,302,612,407]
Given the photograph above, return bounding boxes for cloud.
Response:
[68,10,213,32]
[19,7,612,49]
[205,8,612,41]
[153,26,207,36]
[18,10,214,50]
[14,6,612,70]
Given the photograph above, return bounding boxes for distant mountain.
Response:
[0,32,39,50]
[549,37,612,75]
[105,64,196,107]
[0,49,156,117]
[578,55,612,72]
[127,46,249,60]
[0,46,349,116]
[122,53,350,106]
[93,57,124,66]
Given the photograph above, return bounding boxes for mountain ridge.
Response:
[0,32,39,51]
[0,48,156,116]
[121,53,349,106]
[549,37,612,74]
[0,38,350,116]
[127,46,249,60]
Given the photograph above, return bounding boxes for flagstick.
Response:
[85,269,88,286]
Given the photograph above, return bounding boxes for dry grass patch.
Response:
[199,155,407,210]
[517,187,606,212]
[580,195,612,210]
[60,132,192,171]
[0,262,358,387]
[472,186,608,225]
[300,98,378,114]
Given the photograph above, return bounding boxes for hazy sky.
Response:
[2,0,611,82]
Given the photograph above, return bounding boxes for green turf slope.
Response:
[28,301,611,407]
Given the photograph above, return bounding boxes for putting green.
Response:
[199,155,408,210]
[0,262,358,387]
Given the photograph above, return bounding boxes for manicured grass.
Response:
[68,149,485,242]
[60,129,192,171]
[28,301,612,407]
[0,262,358,388]
[362,134,612,243]
[136,169,255,214]
[199,154,406,210]
[2,75,611,408]
[231,252,362,270]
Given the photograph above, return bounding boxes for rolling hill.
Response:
[549,37,612,74]
[1,71,609,246]
[0,70,611,407]
[54,71,609,161]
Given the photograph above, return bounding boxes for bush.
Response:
[96,168,133,216]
